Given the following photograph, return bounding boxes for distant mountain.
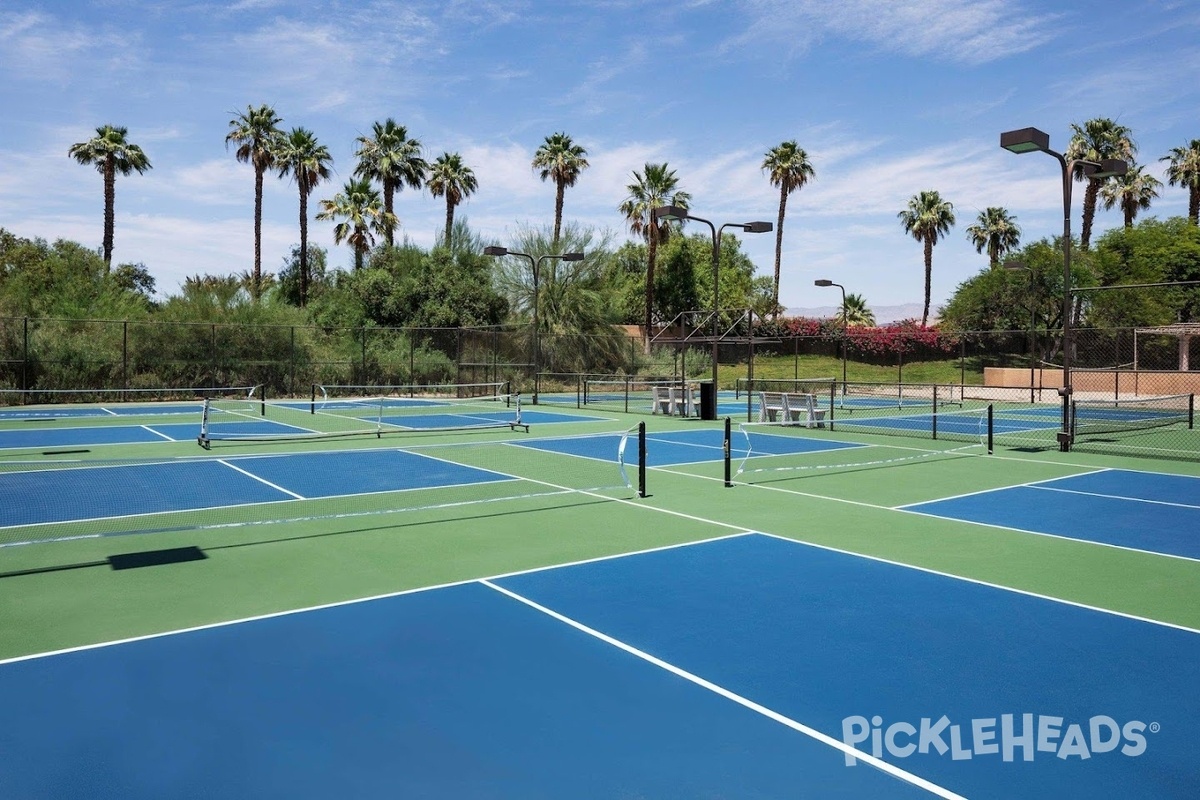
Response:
[784,303,927,325]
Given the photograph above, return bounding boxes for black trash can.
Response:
[699,381,717,421]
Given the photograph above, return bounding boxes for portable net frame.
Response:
[726,405,994,481]
[0,384,264,409]
[198,382,522,448]
[0,423,648,549]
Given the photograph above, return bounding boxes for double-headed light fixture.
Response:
[484,246,584,402]
[651,206,771,419]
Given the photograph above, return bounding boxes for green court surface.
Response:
[4,395,1199,654]
[2,393,1199,797]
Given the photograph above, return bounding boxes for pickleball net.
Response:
[726,405,993,480]
[2,422,648,548]
[198,383,523,447]
[1071,394,1194,438]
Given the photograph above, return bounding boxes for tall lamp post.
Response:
[651,205,771,419]
[484,246,584,403]
[814,279,847,388]
[1000,127,1127,450]
[1002,260,1036,403]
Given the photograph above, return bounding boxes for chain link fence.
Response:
[2,314,1195,461]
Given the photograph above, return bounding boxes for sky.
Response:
[2,0,1198,316]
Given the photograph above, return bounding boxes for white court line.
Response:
[0,532,753,666]
[894,506,1200,565]
[481,579,964,800]
[140,425,176,442]
[1029,483,1200,511]
[216,459,306,500]
[891,468,1112,509]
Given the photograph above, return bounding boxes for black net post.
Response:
[987,404,994,454]
[1190,394,1195,430]
[638,421,647,498]
[724,417,732,487]
[310,383,317,414]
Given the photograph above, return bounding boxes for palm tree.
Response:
[1161,139,1200,225]
[426,153,478,248]
[1100,163,1162,228]
[898,190,956,327]
[762,140,815,316]
[316,178,396,271]
[837,293,875,327]
[226,104,284,299]
[532,132,590,248]
[618,163,691,343]
[353,119,427,247]
[273,127,333,306]
[965,207,1021,268]
[1065,118,1136,249]
[67,125,152,270]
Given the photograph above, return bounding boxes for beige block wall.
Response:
[985,367,1200,394]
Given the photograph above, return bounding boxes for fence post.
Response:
[290,326,296,397]
[359,327,367,384]
[22,317,29,403]
[122,320,129,401]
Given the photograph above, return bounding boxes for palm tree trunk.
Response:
[1080,182,1100,249]
[384,181,396,247]
[298,182,309,307]
[444,200,454,248]
[645,228,658,352]
[553,181,565,249]
[253,166,264,300]
[773,189,787,319]
[922,238,933,327]
[1190,187,1199,226]
[102,159,116,270]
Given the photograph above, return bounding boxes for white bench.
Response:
[651,384,694,416]
[758,391,826,428]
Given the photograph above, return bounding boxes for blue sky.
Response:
[2,0,1198,314]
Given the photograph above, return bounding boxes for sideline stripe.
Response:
[1030,484,1200,511]
[481,579,965,800]
[216,459,306,500]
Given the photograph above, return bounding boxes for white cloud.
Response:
[722,0,1060,65]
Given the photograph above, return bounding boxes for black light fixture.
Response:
[650,206,772,419]
[484,246,585,402]
[1000,126,1129,450]
[814,279,848,387]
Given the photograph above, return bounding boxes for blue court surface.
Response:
[0,449,513,528]
[1,534,1194,798]
[511,427,862,467]
[384,409,602,429]
[904,468,1200,561]
[0,403,205,421]
[0,420,306,450]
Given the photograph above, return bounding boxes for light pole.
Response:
[814,279,847,388]
[651,205,771,419]
[484,246,584,403]
[1000,127,1127,449]
[1002,260,1036,403]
